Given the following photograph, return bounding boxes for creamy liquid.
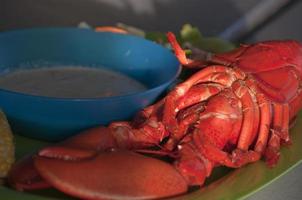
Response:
[0,67,147,98]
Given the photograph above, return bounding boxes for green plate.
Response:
[1,113,302,200]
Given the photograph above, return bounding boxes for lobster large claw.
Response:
[8,126,117,190]
[34,150,188,200]
[9,126,188,199]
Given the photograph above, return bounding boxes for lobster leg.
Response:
[265,132,281,167]
[174,136,214,186]
[245,78,272,154]
[281,104,290,144]
[194,134,260,168]
[176,83,223,111]
[132,99,165,126]
[232,80,260,151]
[265,103,290,166]
[176,102,205,140]
[253,95,272,154]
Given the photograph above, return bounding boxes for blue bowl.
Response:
[0,28,180,141]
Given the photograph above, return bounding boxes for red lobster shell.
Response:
[8,32,302,200]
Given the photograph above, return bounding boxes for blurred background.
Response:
[1,0,302,42]
[0,0,302,199]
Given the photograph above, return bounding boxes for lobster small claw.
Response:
[8,155,50,191]
[34,150,188,200]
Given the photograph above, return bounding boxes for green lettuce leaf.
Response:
[179,24,235,53]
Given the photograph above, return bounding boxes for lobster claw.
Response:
[8,126,117,191]
[8,155,50,191]
[34,150,188,200]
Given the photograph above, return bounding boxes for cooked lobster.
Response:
[8,33,302,200]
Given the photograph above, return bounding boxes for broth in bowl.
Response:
[0,66,147,98]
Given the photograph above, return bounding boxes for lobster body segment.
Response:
[212,40,302,109]
[8,34,302,200]
[213,40,302,74]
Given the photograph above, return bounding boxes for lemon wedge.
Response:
[0,110,14,179]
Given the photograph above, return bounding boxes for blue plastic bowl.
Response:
[0,28,180,141]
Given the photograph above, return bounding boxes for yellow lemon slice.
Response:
[0,110,14,179]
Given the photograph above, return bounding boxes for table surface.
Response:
[1,1,302,199]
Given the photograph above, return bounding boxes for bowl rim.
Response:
[0,27,181,102]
